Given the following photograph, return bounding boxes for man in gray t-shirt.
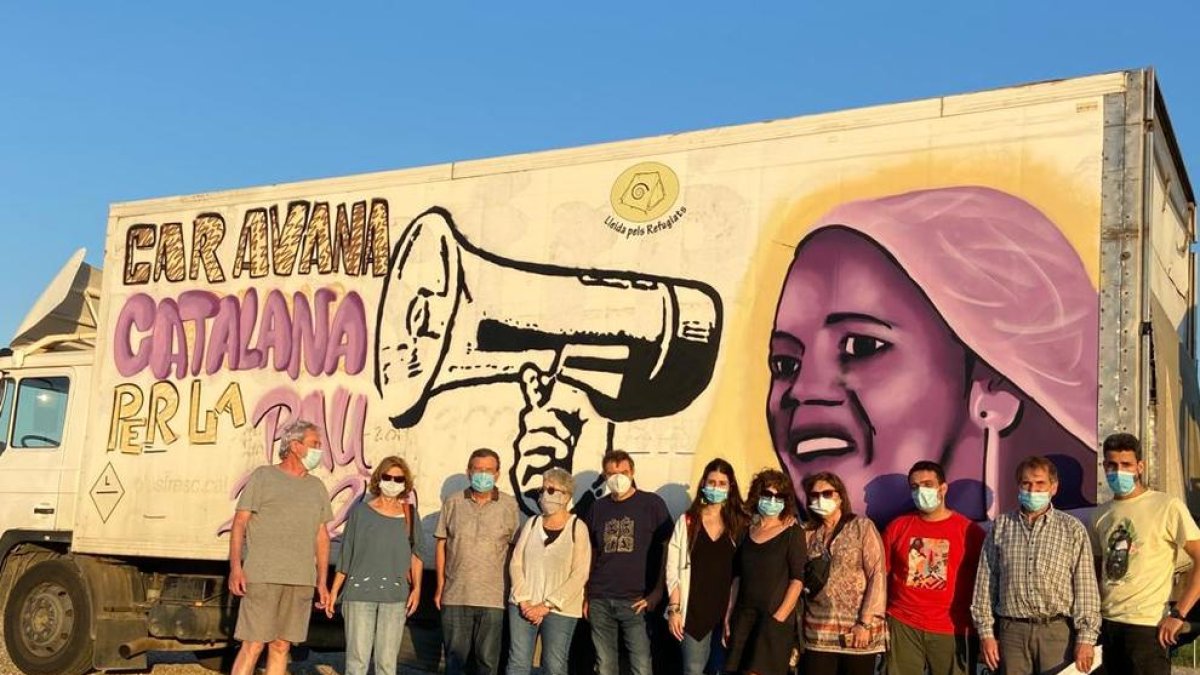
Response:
[228,419,334,675]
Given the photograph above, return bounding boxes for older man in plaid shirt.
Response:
[971,456,1101,675]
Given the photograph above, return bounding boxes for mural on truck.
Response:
[103,199,722,530]
[91,145,1103,550]
[373,207,722,515]
[767,186,1097,524]
[108,203,390,531]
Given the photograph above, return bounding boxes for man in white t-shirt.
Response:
[1091,432,1200,675]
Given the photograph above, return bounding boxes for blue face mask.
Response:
[301,448,323,472]
[1018,489,1051,512]
[757,497,785,517]
[470,472,496,493]
[912,486,941,513]
[702,486,728,504]
[1106,470,1136,496]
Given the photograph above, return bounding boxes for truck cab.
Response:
[0,251,126,675]
[0,249,98,538]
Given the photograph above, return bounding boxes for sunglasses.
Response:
[761,490,784,501]
[542,486,567,496]
[380,475,406,484]
[808,489,838,500]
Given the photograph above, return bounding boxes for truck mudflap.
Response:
[72,555,148,672]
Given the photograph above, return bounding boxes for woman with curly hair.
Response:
[724,469,806,675]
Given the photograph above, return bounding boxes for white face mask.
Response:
[606,473,633,497]
[380,480,405,498]
[809,496,838,516]
[540,492,569,515]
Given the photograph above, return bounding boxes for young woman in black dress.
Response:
[665,458,749,675]
[724,469,806,675]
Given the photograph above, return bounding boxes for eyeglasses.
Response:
[761,490,784,502]
[380,474,406,483]
[542,486,567,496]
[808,489,838,500]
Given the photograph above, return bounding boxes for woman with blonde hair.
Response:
[327,456,423,675]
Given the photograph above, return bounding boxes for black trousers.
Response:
[1098,620,1170,675]
[798,650,877,675]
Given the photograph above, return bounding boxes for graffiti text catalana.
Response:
[108,198,386,456]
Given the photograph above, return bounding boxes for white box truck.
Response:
[0,67,1194,673]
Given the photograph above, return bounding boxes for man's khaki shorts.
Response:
[234,583,315,644]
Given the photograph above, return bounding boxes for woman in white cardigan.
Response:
[665,458,749,675]
[506,468,591,675]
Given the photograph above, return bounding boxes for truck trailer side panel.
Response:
[58,70,1191,564]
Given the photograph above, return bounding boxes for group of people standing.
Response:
[224,419,1200,675]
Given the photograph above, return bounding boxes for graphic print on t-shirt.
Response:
[604,516,635,553]
[1104,518,1138,583]
[905,537,950,590]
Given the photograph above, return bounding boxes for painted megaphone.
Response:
[374,207,723,428]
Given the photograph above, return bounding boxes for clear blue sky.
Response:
[2,2,1198,343]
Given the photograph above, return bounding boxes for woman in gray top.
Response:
[327,456,423,675]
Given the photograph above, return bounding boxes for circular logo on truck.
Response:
[610,162,680,223]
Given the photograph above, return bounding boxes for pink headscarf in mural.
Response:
[809,185,1098,448]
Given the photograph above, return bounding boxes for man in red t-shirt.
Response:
[883,461,985,675]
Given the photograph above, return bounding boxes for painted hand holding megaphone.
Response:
[512,364,613,515]
[375,208,723,515]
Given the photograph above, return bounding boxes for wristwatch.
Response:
[1169,607,1185,620]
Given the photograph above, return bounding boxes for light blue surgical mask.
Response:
[470,472,496,493]
[757,496,785,517]
[1106,470,1137,497]
[702,486,729,504]
[912,486,941,513]
[1018,489,1051,512]
[301,448,323,472]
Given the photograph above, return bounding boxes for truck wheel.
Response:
[2,559,93,675]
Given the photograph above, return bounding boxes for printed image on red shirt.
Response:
[905,537,950,590]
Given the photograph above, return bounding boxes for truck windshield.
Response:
[11,376,69,449]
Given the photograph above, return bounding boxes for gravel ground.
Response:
[4,621,1200,675]
[0,594,440,674]
[145,651,346,675]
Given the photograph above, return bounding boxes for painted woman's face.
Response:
[768,228,973,518]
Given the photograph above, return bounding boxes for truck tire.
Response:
[2,559,93,675]
[0,545,61,600]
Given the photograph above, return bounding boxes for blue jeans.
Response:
[589,598,652,675]
[343,601,407,675]
[505,604,578,675]
[442,605,504,675]
[682,627,726,675]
